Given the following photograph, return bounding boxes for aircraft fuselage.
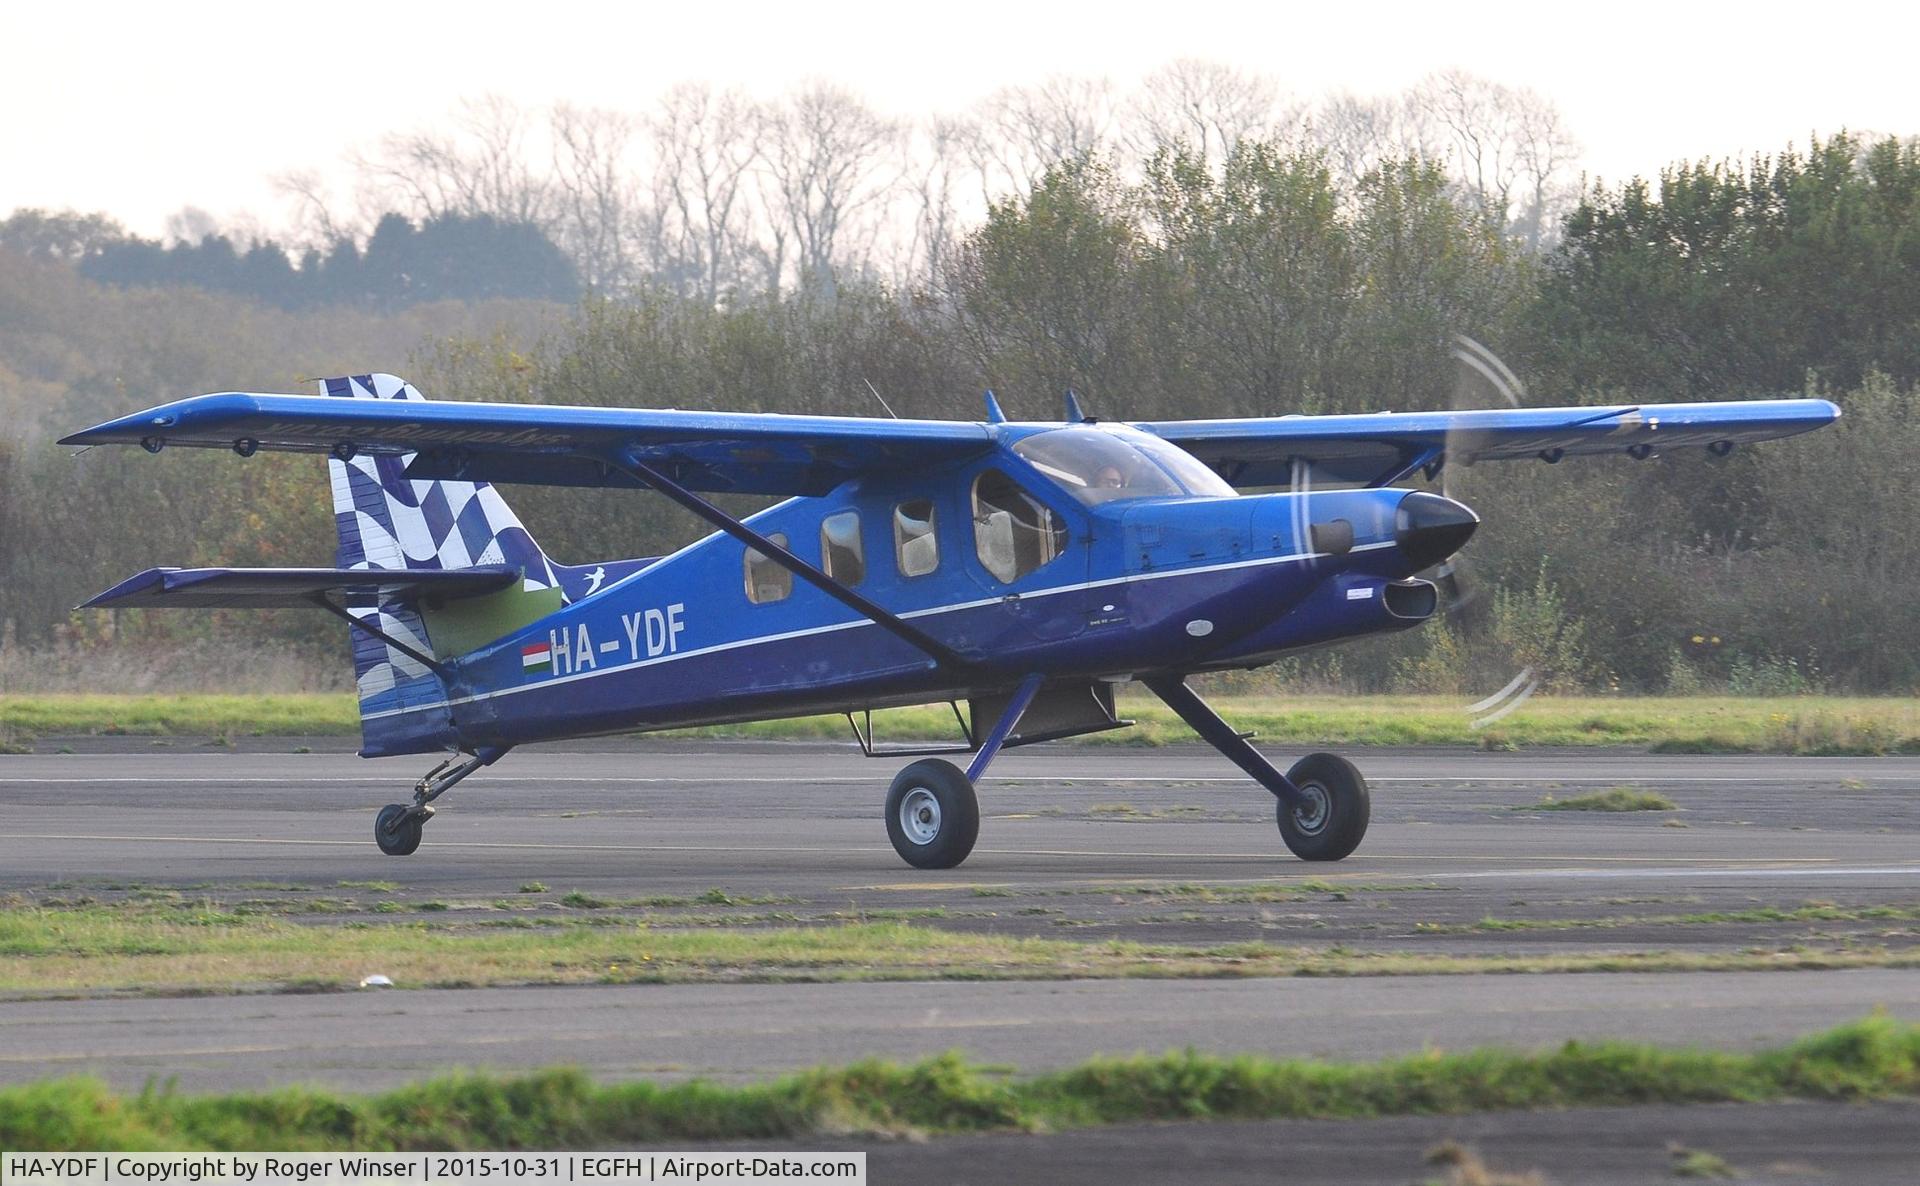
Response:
[384,426,1470,756]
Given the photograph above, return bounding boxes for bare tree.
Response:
[252,58,1587,294]
[648,83,759,303]
[1407,69,1580,249]
[755,81,903,294]
[965,75,1119,200]
[897,115,979,288]
[357,94,556,227]
[1124,59,1297,165]
[549,103,642,292]
[273,169,364,248]
[1305,91,1434,193]
[1504,88,1582,249]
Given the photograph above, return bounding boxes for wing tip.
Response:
[78,567,176,609]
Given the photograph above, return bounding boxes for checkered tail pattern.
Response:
[323,374,559,741]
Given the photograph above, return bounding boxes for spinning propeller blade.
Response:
[1432,335,1527,623]
[1440,336,1541,723]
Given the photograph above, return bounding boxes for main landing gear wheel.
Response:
[374,804,425,857]
[1278,752,1369,861]
[885,758,980,870]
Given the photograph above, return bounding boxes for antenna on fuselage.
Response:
[862,378,899,419]
[983,390,1008,424]
[1064,389,1093,423]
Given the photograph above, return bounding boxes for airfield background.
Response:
[1,83,1915,698]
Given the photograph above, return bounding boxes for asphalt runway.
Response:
[5,743,1918,905]
[4,969,1917,1092]
[3,741,1918,1174]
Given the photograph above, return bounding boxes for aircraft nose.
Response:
[1395,491,1478,570]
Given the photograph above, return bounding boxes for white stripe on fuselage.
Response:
[361,541,1395,721]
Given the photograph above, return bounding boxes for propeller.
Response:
[1439,335,1538,724]
[1432,335,1525,622]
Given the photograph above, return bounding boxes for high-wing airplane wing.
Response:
[61,389,995,496]
[80,565,521,609]
[1131,400,1841,487]
[64,386,1840,494]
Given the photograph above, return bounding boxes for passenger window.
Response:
[893,500,939,578]
[820,511,865,585]
[972,470,1067,583]
[744,532,792,604]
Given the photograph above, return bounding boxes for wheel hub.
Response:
[899,787,942,845]
[1292,783,1331,836]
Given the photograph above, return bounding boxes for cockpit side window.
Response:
[893,499,939,577]
[1011,428,1185,505]
[820,511,865,586]
[972,469,1067,583]
[743,532,793,604]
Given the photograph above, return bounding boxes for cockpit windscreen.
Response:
[1011,426,1236,505]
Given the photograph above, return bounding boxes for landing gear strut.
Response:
[882,673,1043,869]
[1142,675,1370,862]
[373,746,508,856]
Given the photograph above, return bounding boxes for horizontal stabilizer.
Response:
[81,566,520,610]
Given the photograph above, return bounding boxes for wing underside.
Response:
[82,566,521,609]
[1134,400,1841,487]
[61,390,995,496]
[64,386,1840,495]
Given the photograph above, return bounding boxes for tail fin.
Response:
[324,373,560,753]
[325,374,557,578]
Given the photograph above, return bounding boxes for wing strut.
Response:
[308,594,453,681]
[607,450,974,672]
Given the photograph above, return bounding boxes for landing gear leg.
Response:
[883,674,1043,870]
[1140,676,1370,861]
[374,746,509,857]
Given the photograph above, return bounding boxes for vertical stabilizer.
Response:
[323,373,559,754]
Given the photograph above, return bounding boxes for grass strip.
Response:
[5,908,1920,996]
[1522,788,1678,812]
[2,1016,1917,1150]
[6,693,1920,753]
[1417,903,1920,934]
[0,694,358,738]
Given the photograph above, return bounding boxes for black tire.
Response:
[884,758,980,869]
[1277,752,1369,861]
[375,803,423,856]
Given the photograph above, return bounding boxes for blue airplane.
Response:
[63,375,1838,868]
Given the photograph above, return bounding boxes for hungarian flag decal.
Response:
[521,640,553,676]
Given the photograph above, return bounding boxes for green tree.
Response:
[950,157,1151,415]
[1527,134,1920,397]
[1339,159,1532,410]
[1140,143,1352,417]
[0,208,127,262]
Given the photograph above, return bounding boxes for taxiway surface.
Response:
[5,742,1917,901]
[2,741,1917,1093]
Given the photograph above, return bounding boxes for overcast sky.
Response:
[7,0,1914,237]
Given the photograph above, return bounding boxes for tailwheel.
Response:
[885,758,980,869]
[374,803,425,857]
[1277,753,1370,861]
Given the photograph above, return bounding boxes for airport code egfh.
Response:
[0,1155,866,1186]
